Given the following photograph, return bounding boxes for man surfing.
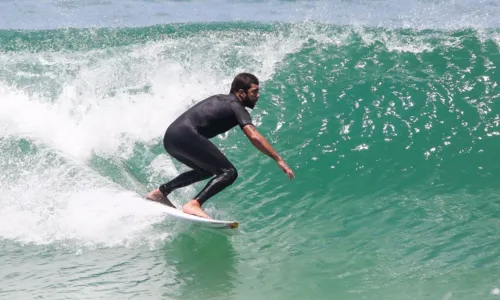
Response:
[146,73,295,219]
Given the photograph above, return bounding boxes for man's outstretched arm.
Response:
[242,124,295,180]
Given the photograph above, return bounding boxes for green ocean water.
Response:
[1,22,500,300]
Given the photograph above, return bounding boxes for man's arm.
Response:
[242,125,281,161]
[242,125,295,179]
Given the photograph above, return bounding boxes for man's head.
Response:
[230,73,259,109]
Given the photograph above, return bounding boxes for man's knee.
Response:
[221,167,238,185]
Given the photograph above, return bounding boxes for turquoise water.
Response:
[1,1,500,299]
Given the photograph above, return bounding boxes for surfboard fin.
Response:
[145,196,177,209]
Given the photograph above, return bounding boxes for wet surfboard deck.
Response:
[161,205,240,235]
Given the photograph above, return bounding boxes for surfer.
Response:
[146,73,295,219]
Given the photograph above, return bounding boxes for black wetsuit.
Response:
[158,93,253,205]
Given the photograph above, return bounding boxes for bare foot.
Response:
[146,189,176,208]
[182,200,212,219]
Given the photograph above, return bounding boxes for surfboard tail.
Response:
[227,222,239,229]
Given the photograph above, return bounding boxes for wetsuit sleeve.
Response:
[230,102,253,128]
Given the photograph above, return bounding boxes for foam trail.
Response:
[0,136,173,247]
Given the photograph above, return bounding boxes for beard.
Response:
[244,96,257,109]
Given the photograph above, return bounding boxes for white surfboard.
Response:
[161,205,240,235]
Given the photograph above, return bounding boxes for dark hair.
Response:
[230,73,259,94]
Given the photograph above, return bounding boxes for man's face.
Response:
[241,84,259,109]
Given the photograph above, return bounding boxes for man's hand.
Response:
[277,159,295,180]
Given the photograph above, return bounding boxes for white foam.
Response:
[0,187,171,248]
[0,29,308,160]
[0,140,171,247]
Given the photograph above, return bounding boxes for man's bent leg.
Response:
[147,170,212,208]
[159,170,212,196]
[182,168,238,218]
[193,168,238,205]
[162,130,239,218]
